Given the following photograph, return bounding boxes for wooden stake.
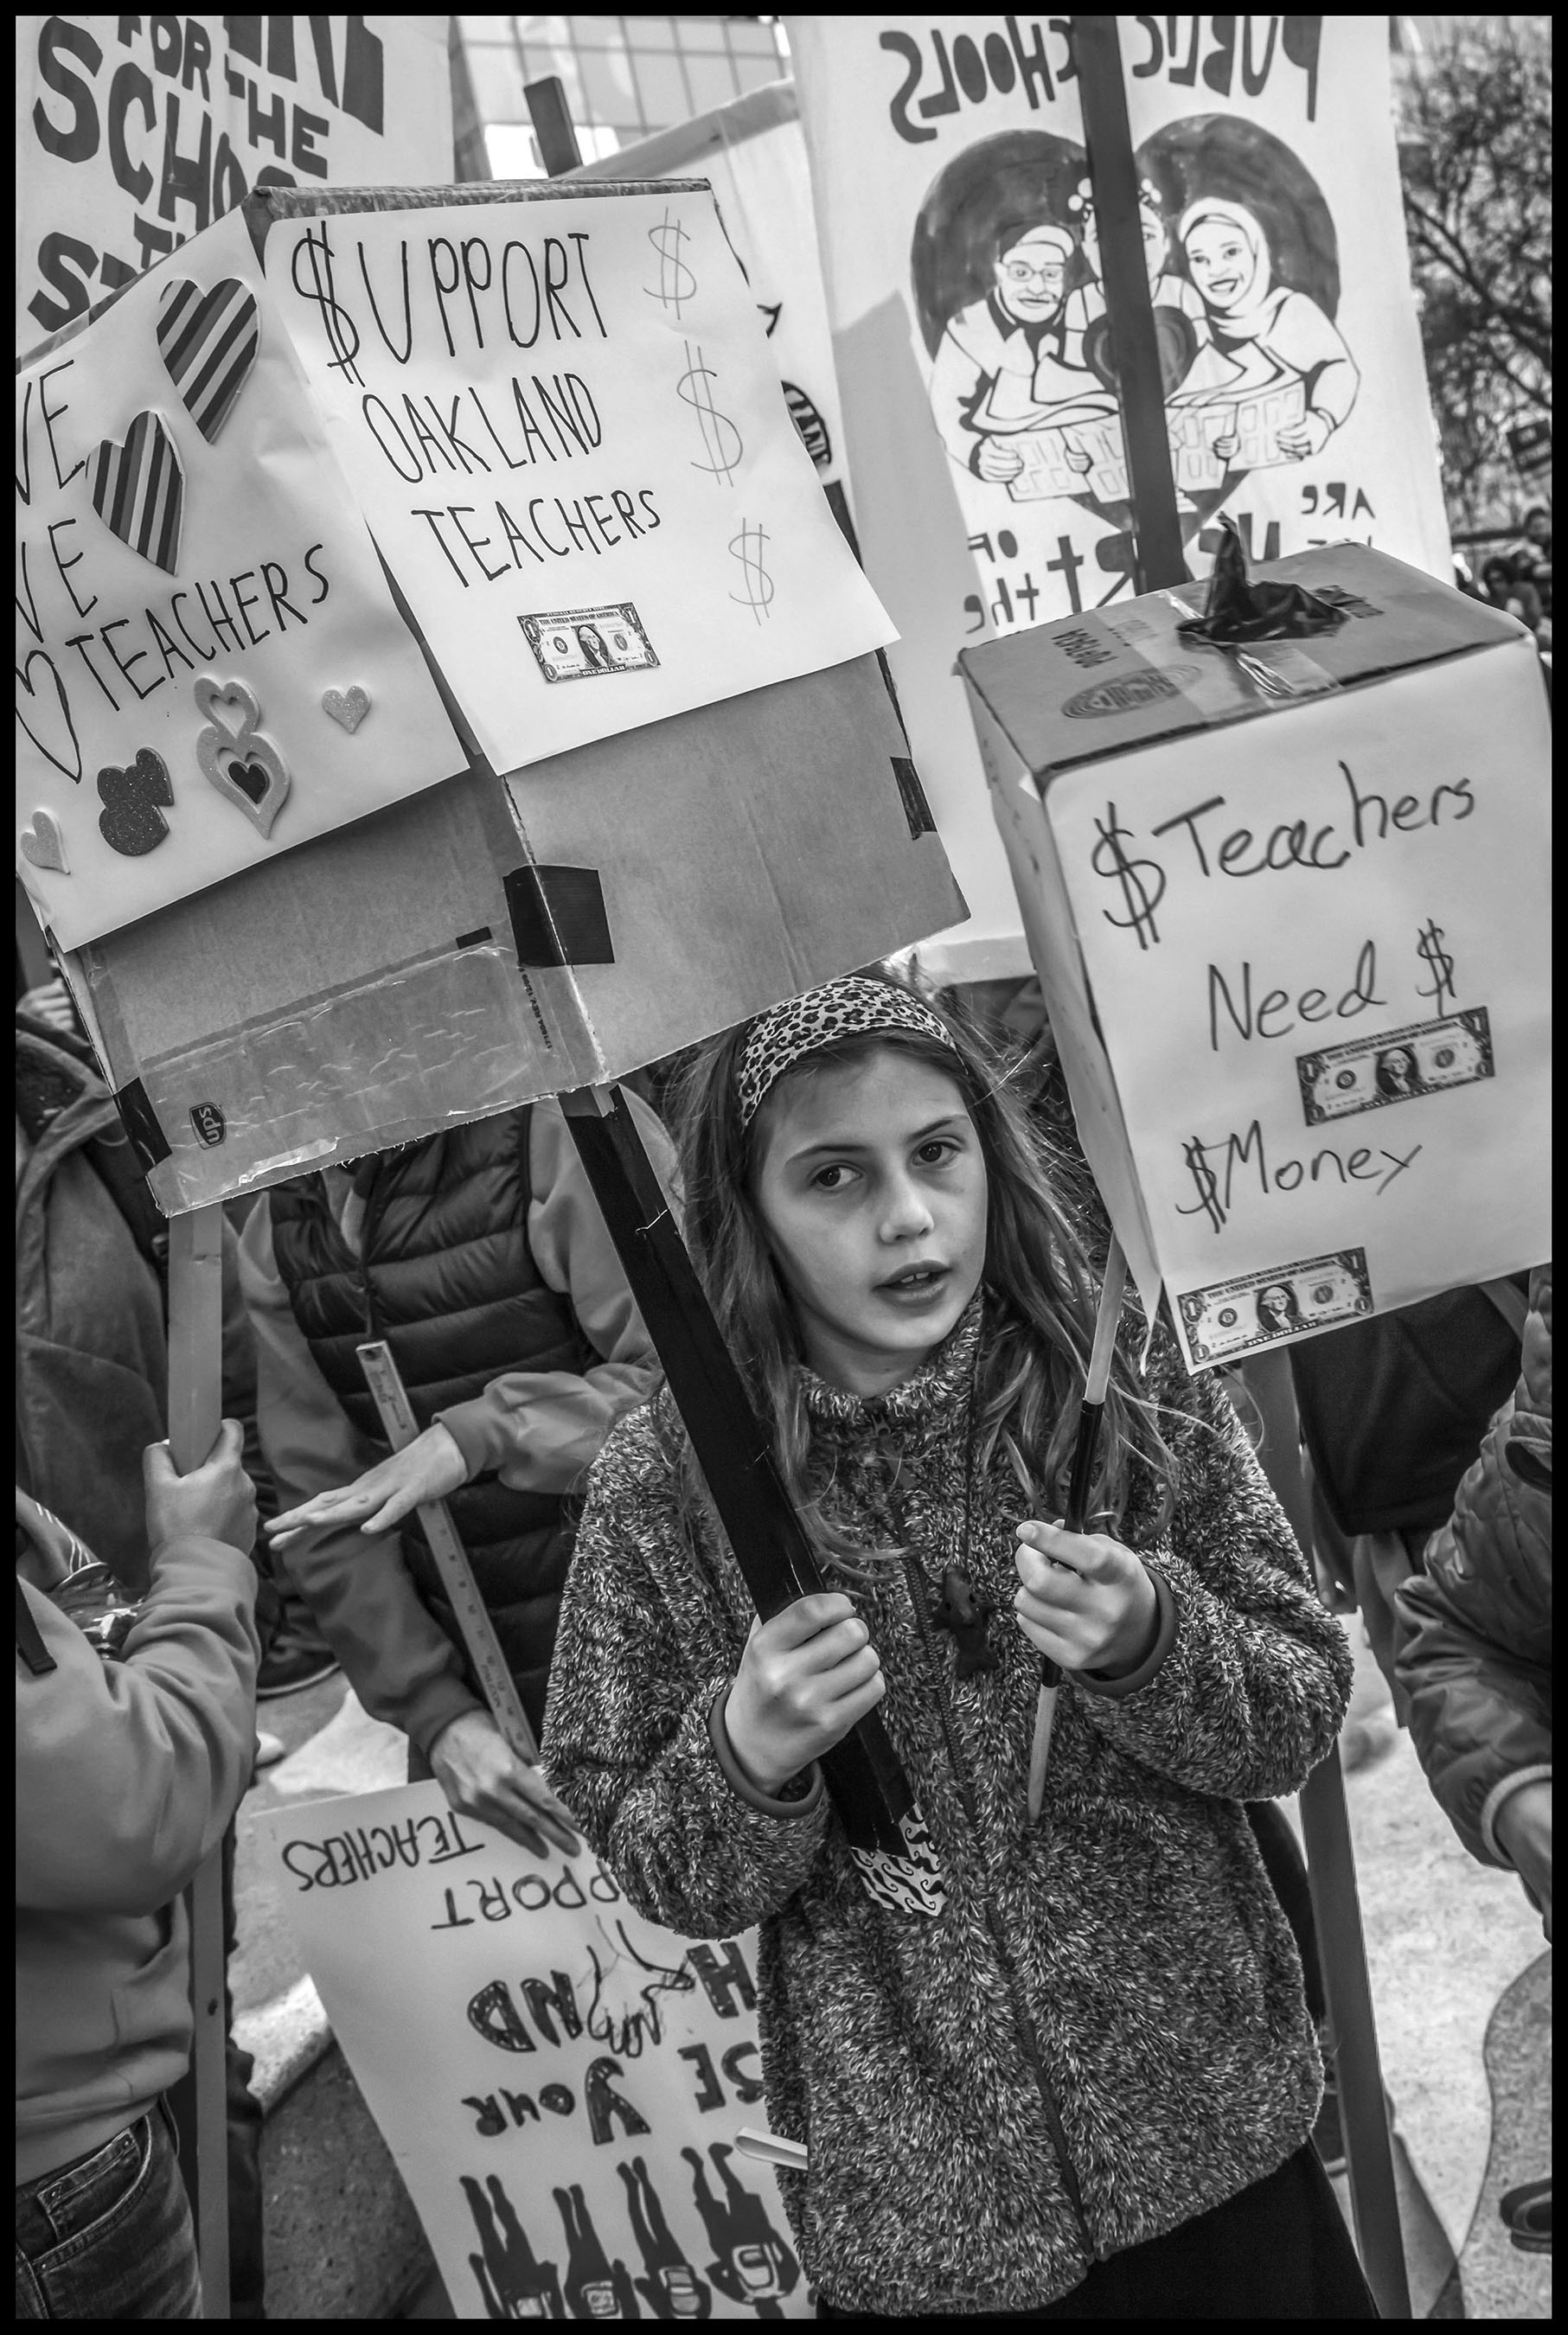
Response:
[166,1203,231,2319]
[1027,1241,1127,1820]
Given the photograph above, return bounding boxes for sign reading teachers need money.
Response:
[961,548,1552,1373]
[269,189,895,777]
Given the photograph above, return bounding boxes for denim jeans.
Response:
[16,2108,202,2319]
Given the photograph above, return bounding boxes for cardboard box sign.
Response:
[960,545,1551,1373]
[66,649,964,1212]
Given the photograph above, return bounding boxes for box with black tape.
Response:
[959,543,1551,1373]
[66,650,960,1210]
[16,176,963,1210]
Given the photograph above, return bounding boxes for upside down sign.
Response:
[256,1782,810,2319]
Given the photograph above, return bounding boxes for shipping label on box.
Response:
[963,547,1552,1370]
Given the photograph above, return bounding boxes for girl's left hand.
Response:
[1014,1519,1159,1678]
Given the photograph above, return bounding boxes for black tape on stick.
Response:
[560,1084,946,1916]
[505,865,615,968]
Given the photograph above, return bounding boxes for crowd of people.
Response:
[1461,503,1553,659]
[14,949,1552,2319]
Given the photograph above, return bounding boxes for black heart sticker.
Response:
[89,412,184,573]
[227,758,271,807]
[98,748,175,857]
[1083,308,1200,400]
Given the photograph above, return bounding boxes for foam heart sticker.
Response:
[194,675,260,740]
[99,749,175,857]
[322,686,371,734]
[19,809,69,874]
[90,411,183,573]
[157,277,260,442]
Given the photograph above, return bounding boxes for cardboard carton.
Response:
[960,545,1551,1370]
[67,650,963,1211]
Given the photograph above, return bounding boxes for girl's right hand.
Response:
[723,1595,885,1796]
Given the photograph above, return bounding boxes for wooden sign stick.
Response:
[1027,1239,1127,1820]
[165,1202,231,2319]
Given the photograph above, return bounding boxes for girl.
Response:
[542,976,1370,2319]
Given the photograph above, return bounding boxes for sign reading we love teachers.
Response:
[16,205,466,950]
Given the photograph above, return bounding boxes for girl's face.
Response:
[753,1048,989,1398]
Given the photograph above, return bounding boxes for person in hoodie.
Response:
[245,1091,676,1852]
[16,1423,259,2319]
[542,975,1369,2319]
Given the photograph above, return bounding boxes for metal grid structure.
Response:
[457,15,789,170]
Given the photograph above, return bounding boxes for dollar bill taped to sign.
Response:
[1179,1250,1373,1366]
[522,605,660,686]
[1296,1009,1494,1126]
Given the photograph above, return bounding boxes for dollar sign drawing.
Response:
[1177,1139,1226,1236]
[1090,805,1166,950]
[289,224,362,386]
[728,522,775,623]
[676,343,745,485]
[1414,918,1457,1015]
[644,209,697,317]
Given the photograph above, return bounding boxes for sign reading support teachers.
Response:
[787,14,1451,981]
[15,15,454,352]
[270,189,895,777]
[257,1784,810,2321]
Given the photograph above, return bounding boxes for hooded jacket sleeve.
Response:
[1072,1357,1354,1800]
[238,1196,482,1759]
[16,1538,259,1916]
[1394,1264,1552,1866]
[543,1406,829,1938]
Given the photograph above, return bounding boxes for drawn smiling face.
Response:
[1183,216,1266,314]
[992,226,1073,326]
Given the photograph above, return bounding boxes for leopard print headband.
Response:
[736,977,960,1129]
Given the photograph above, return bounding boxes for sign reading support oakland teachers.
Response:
[270,190,895,776]
[257,1784,810,2321]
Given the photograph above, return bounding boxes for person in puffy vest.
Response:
[242,1095,677,1854]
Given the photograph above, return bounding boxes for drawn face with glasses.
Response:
[992,225,1074,325]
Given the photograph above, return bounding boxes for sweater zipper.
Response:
[899,1546,1093,2249]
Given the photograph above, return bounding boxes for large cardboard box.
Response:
[960,545,1551,1371]
[68,650,963,1211]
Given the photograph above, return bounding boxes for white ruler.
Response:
[356,1339,539,1765]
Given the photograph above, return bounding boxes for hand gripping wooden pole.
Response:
[166,1202,231,2319]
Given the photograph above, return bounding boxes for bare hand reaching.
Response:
[266,1422,468,1548]
[429,1710,580,1860]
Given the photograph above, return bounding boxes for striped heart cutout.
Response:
[89,411,184,573]
[157,276,260,442]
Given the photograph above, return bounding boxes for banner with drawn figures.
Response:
[267,189,896,778]
[256,1783,812,2320]
[786,13,1451,977]
[574,83,848,500]
[16,204,464,950]
[15,16,454,355]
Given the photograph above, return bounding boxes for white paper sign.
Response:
[787,13,1452,981]
[255,1782,811,2320]
[266,189,896,777]
[574,83,848,498]
[15,208,465,950]
[1042,644,1552,1370]
[16,15,454,353]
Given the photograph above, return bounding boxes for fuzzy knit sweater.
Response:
[542,1302,1354,2314]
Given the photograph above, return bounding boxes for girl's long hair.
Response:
[662,980,1179,1577]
